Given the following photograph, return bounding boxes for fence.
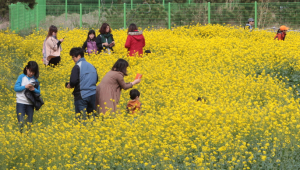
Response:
[9,0,46,32]
[46,0,175,5]
[9,1,300,32]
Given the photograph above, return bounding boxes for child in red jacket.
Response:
[274,25,289,41]
[125,23,145,57]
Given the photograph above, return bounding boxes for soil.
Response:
[0,21,9,30]
[0,14,9,30]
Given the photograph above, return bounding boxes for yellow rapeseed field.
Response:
[1,25,300,169]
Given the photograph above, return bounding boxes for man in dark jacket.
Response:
[66,47,98,122]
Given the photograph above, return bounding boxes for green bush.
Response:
[1,0,36,16]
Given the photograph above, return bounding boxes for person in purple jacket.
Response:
[82,30,98,55]
[14,61,40,132]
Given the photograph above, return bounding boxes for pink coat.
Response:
[43,37,61,65]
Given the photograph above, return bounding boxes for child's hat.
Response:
[280,25,289,31]
[248,18,254,22]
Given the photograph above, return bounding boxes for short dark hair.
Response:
[112,59,129,76]
[70,47,84,58]
[128,23,138,33]
[130,89,140,100]
[23,61,39,79]
[99,23,111,34]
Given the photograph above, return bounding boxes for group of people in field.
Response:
[42,23,146,66]
[14,20,290,132]
[245,18,289,41]
[15,23,145,132]
[66,49,141,122]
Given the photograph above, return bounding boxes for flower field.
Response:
[1,25,300,169]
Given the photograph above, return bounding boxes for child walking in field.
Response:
[82,30,98,54]
[127,89,141,114]
[14,61,40,132]
[274,25,289,41]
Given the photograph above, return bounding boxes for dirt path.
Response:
[0,21,9,30]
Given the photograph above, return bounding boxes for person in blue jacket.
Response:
[14,61,40,132]
[245,18,255,31]
[66,47,98,122]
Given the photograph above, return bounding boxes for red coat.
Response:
[274,32,286,41]
[125,31,145,57]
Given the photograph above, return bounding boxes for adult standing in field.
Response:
[43,25,64,66]
[14,61,40,132]
[96,59,141,115]
[96,23,115,54]
[274,25,289,41]
[66,48,98,122]
[245,18,254,31]
[125,23,145,57]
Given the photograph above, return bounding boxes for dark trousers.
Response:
[74,94,96,122]
[49,56,61,67]
[16,103,34,132]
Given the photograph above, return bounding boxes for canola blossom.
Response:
[1,25,300,169]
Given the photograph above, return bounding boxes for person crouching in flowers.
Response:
[125,23,145,57]
[82,30,98,55]
[66,48,98,122]
[127,89,141,115]
[274,25,289,41]
[96,59,141,116]
[14,61,40,132]
[43,25,64,67]
[96,23,115,54]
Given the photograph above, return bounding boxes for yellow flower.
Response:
[261,155,267,161]
[1,24,300,169]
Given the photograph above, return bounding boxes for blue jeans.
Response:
[16,103,34,132]
[74,94,96,121]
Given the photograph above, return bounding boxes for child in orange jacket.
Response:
[127,89,141,114]
[274,25,289,41]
